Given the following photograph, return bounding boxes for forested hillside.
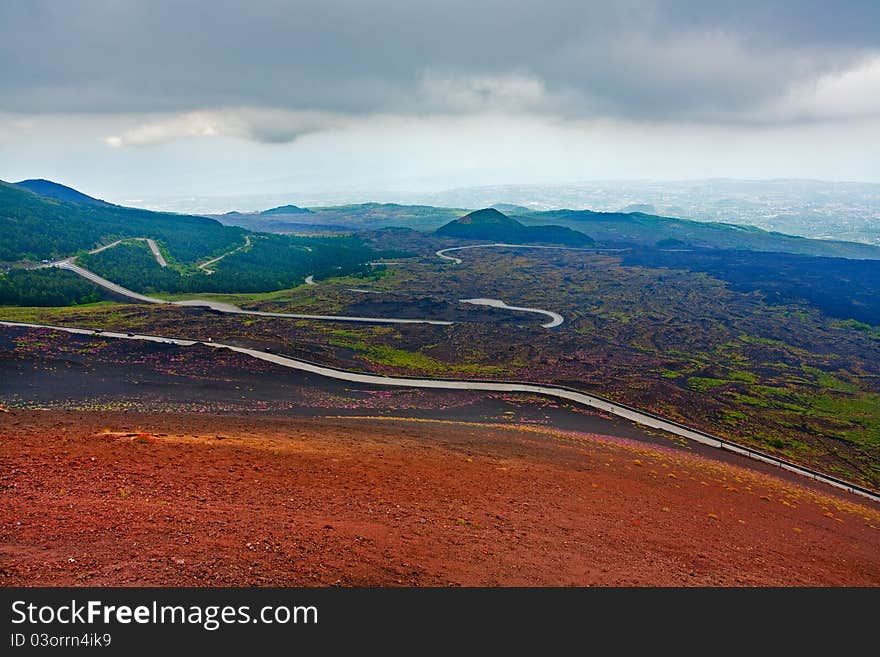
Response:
[0,181,245,263]
[0,268,104,306]
[78,235,383,294]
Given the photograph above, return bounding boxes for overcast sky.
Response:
[1,1,879,208]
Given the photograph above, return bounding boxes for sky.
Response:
[1,0,879,209]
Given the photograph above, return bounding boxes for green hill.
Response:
[0,180,245,264]
[0,179,390,303]
[436,208,595,246]
[261,204,313,215]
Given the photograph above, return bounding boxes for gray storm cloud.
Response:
[1,0,879,144]
[103,109,346,147]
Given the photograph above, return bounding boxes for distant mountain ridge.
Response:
[436,208,595,246]
[14,179,111,206]
[214,199,880,259]
[261,204,313,215]
[509,208,880,259]
[7,178,880,261]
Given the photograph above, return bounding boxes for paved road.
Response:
[436,242,611,264]
[460,298,564,328]
[436,244,582,326]
[83,239,126,256]
[2,319,876,503]
[144,239,167,267]
[57,261,165,304]
[54,259,452,325]
[47,238,569,329]
[44,237,167,268]
[198,235,251,274]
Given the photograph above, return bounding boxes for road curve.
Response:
[53,261,452,325]
[49,238,565,328]
[436,243,575,326]
[57,261,165,304]
[43,237,167,268]
[2,319,876,504]
[436,242,611,264]
[460,298,564,328]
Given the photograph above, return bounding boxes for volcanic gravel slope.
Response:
[1,411,878,586]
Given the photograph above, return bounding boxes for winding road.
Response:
[460,298,564,328]
[436,242,611,265]
[53,261,452,325]
[2,319,876,503]
[45,237,567,328]
[47,237,168,268]
[11,237,877,502]
[47,239,452,326]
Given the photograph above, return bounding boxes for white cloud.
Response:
[765,55,880,122]
[104,108,344,147]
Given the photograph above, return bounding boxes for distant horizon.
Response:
[6,174,880,216]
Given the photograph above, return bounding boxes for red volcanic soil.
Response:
[1,410,878,586]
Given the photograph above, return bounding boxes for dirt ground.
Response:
[1,410,878,586]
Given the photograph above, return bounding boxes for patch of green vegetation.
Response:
[832,318,880,339]
[751,384,794,398]
[328,334,507,375]
[741,385,811,412]
[721,409,748,426]
[686,376,728,392]
[328,337,368,351]
[329,328,365,340]
[322,267,391,286]
[754,432,810,457]
[154,287,298,306]
[728,370,758,383]
[755,433,789,451]
[362,345,448,372]
[604,309,633,324]
[729,393,771,408]
[738,332,812,357]
[0,302,127,323]
[811,393,880,449]
[801,365,858,393]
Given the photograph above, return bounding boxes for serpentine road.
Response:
[45,238,568,328]
[436,242,614,264]
[52,237,168,267]
[53,260,451,325]
[2,319,876,503]
[49,246,452,326]
[460,298,564,328]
